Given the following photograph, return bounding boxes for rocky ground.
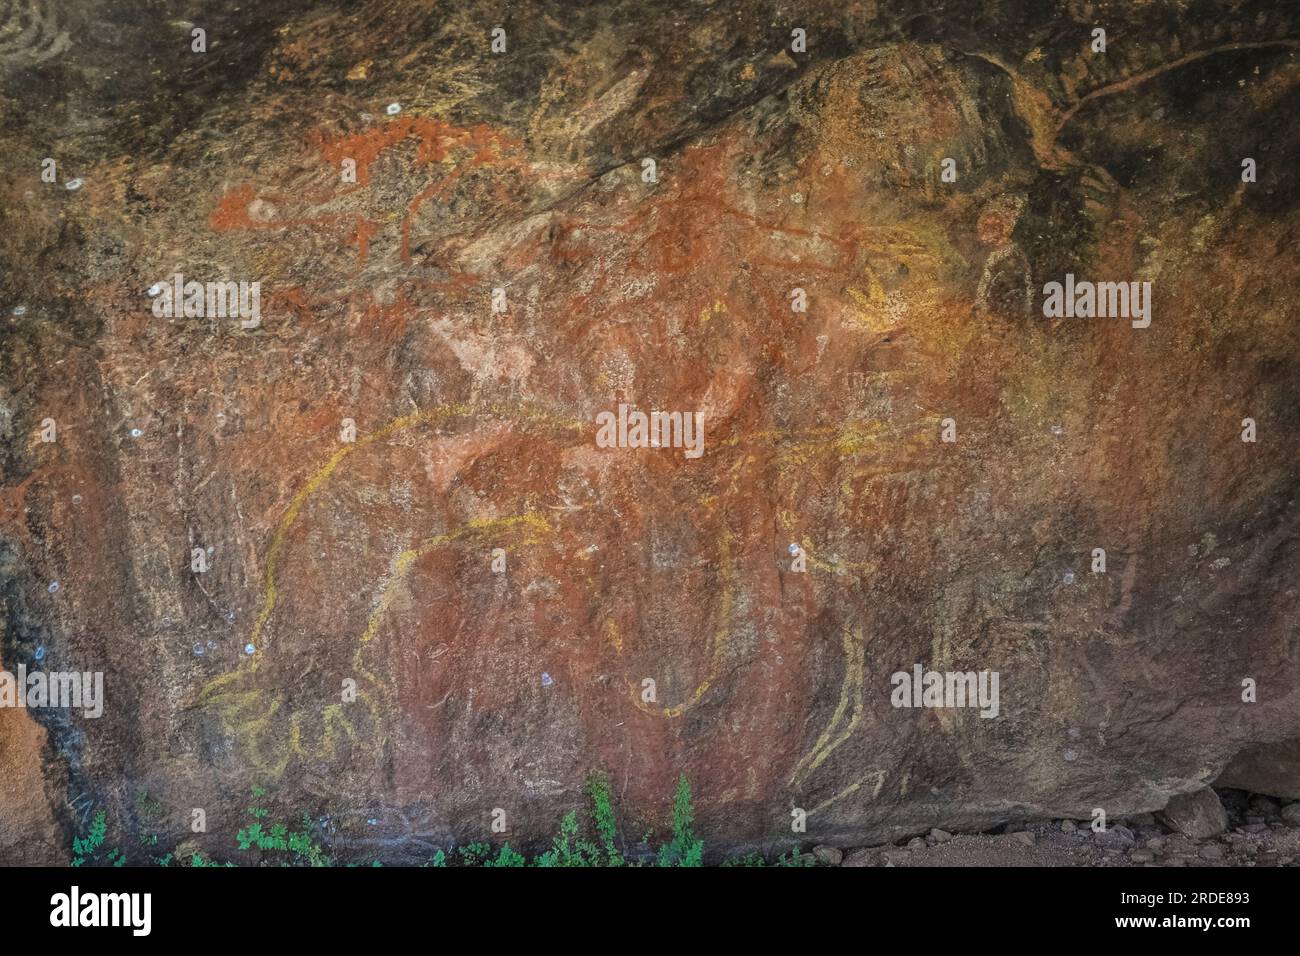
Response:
[806,789,1300,867]
[811,790,1300,868]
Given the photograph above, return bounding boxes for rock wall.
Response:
[0,0,1297,862]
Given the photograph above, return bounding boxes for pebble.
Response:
[929,828,952,843]
[65,178,83,190]
[1163,836,1195,855]
[1009,830,1036,847]
[1160,788,1228,839]
[840,848,875,867]
[386,102,401,115]
[1096,825,1136,848]
[1199,843,1226,861]
[1280,803,1300,827]
[1060,819,1077,833]
[243,643,255,655]
[906,837,926,851]
[811,844,842,865]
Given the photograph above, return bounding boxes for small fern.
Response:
[71,810,110,867]
[655,775,704,867]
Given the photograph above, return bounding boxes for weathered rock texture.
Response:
[0,0,1297,863]
[1158,787,1228,840]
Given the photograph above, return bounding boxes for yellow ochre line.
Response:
[202,402,581,701]
[198,403,581,773]
[608,525,736,719]
[789,626,864,785]
[247,403,581,661]
[354,512,554,674]
[808,768,886,817]
[204,399,891,774]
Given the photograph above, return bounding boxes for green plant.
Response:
[457,842,492,866]
[584,772,624,866]
[536,810,592,867]
[486,844,526,867]
[655,775,704,867]
[62,772,806,867]
[71,810,115,866]
[235,789,330,866]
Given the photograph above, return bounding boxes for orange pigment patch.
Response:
[308,116,525,186]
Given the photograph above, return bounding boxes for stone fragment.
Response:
[1158,789,1229,840]
[812,844,843,865]
[1095,824,1137,848]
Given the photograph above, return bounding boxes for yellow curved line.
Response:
[355,513,553,661]
[350,512,556,718]
[789,626,864,786]
[235,403,581,671]
[808,768,886,817]
[204,401,897,770]
[199,403,582,773]
[606,525,735,719]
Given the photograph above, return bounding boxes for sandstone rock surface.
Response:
[0,0,1297,862]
